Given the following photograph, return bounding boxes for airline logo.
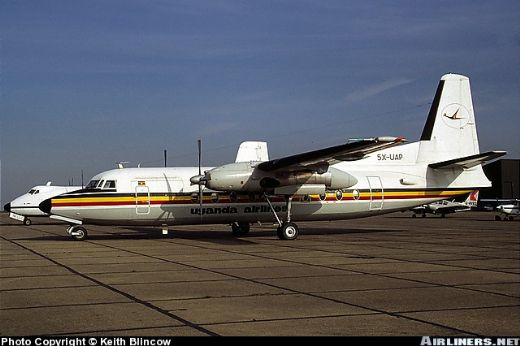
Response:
[441,103,470,128]
[443,108,462,120]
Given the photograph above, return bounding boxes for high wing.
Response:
[257,136,406,172]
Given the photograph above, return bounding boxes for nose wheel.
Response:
[67,225,88,241]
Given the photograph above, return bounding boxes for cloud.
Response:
[344,78,414,104]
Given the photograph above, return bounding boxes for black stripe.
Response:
[420,79,445,141]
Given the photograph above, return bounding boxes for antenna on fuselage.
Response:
[116,161,129,169]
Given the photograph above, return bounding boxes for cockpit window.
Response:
[28,189,37,194]
[86,180,100,189]
[103,180,116,189]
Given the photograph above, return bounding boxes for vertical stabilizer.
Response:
[235,141,269,162]
[464,190,479,207]
[418,74,479,163]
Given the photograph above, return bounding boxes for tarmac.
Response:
[1,211,519,336]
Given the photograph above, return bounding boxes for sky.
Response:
[1,0,519,205]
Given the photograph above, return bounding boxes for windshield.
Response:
[102,180,116,189]
[85,180,100,189]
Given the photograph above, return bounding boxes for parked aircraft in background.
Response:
[4,182,81,225]
[39,74,506,240]
[410,190,479,217]
[494,200,519,221]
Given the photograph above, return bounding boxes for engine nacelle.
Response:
[204,162,256,191]
[204,163,357,192]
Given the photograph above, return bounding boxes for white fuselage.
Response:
[45,141,490,226]
[7,185,82,217]
[497,202,520,217]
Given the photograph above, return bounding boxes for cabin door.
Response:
[367,176,384,210]
[135,185,151,215]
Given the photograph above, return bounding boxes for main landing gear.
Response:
[264,194,300,240]
[66,225,88,241]
[231,222,250,236]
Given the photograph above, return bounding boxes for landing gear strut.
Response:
[67,225,88,241]
[264,194,299,240]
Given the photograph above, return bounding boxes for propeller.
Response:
[197,139,203,223]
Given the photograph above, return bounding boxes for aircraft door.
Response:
[135,185,151,215]
[367,176,384,210]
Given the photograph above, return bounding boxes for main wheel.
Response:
[23,218,32,226]
[70,226,88,241]
[277,222,299,240]
[231,222,250,236]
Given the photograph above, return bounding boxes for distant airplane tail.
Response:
[464,190,479,207]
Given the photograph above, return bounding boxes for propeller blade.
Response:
[198,139,203,223]
[198,139,202,176]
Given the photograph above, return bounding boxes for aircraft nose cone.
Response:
[39,199,52,214]
[4,203,11,212]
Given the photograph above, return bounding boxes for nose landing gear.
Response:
[67,225,88,241]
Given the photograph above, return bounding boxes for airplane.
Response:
[38,73,506,241]
[494,200,519,221]
[4,182,82,225]
[409,190,479,217]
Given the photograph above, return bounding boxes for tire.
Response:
[231,222,250,236]
[495,215,501,221]
[278,222,299,240]
[23,218,32,226]
[71,226,88,241]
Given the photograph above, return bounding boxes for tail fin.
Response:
[464,190,479,207]
[235,141,269,162]
[418,74,480,163]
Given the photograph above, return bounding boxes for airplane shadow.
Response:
[13,226,404,245]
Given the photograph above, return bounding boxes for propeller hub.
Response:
[190,175,207,185]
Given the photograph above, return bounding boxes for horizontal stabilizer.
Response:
[429,151,506,169]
